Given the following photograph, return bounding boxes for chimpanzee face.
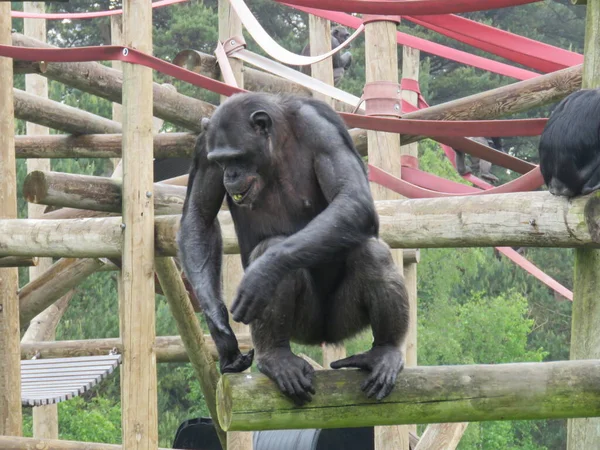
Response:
[204,110,272,208]
[332,26,351,46]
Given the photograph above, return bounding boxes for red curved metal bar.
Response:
[368,164,544,198]
[11,0,188,19]
[0,45,548,139]
[401,167,482,194]
[284,4,538,80]
[276,0,540,16]
[406,15,582,73]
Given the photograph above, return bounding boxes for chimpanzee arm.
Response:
[231,101,378,323]
[178,140,254,372]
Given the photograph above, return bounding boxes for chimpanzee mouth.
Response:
[230,182,254,205]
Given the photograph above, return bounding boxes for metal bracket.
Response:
[223,35,247,56]
[363,81,402,117]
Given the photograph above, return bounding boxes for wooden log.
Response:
[20,334,253,363]
[0,3,22,435]
[572,0,587,4]
[5,191,600,258]
[14,89,122,135]
[22,4,61,435]
[568,1,600,449]
[23,170,186,215]
[364,15,407,449]
[12,33,215,133]
[0,256,37,267]
[15,133,196,159]
[155,257,226,447]
[400,44,421,446]
[0,436,171,450]
[120,1,158,448]
[217,4,253,448]
[216,360,600,432]
[413,423,468,450]
[13,60,45,74]
[175,48,310,97]
[351,64,583,148]
[19,258,110,327]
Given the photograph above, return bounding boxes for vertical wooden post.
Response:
[306,15,347,369]
[0,2,23,437]
[364,15,409,450]
[400,46,419,444]
[568,3,600,449]
[120,1,158,449]
[110,15,124,176]
[21,3,60,438]
[218,3,252,449]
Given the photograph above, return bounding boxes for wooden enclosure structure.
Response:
[0,1,599,450]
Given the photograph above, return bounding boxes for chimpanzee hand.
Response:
[220,348,255,373]
[230,259,280,325]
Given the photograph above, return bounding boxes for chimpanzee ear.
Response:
[201,117,210,132]
[250,110,272,135]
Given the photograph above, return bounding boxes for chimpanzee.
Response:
[539,89,600,197]
[177,92,409,405]
[455,137,505,184]
[300,26,353,85]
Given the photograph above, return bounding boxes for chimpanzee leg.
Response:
[247,236,322,405]
[455,151,471,175]
[329,238,409,400]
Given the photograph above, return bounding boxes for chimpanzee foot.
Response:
[257,349,316,406]
[220,349,255,373]
[330,345,404,400]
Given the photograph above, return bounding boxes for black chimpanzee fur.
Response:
[177,92,409,405]
[538,89,600,197]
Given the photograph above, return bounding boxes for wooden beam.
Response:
[0,2,22,436]
[217,3,253,448]
[15,133,196,159]
[5,191,600,258]
[23,171,186,215]
[351,63,582,148]
[155,257,226,448]
[20,334,253,363]
[413,423,468,450]
[0,257,38,268]
[19,258,111,327]
[12,33,215,133]
[364,15,408,450]
[0,436,171,450]
[14,89,122,135]
[568,0,600,448]
[174,48,311,97]
[216,360,600,432]
[120,0,158,448]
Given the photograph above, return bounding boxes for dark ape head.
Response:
[332,26,351,47]
[204,93,282,208]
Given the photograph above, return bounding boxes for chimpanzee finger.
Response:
[375,376,395,401]
[330,353,370,370]
[366,376,385,399]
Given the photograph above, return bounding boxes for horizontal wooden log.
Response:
[14,89,122,135]
[177,48,311,97]
[15,133,196,159]
[2,191,600,258]
[0,436,170,450]
[20,334,252,363]
[13,33,215,132]
[216,359,600,431]
[13,60,44,74]
[352,64,582,147]
[23,170,186,215]
[0,256,37,267]
[19,257,111,327]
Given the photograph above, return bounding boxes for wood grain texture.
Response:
[120,1,158,448]
[568,2,600,448]
[0,2,22,436]
[217,360,600,432]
